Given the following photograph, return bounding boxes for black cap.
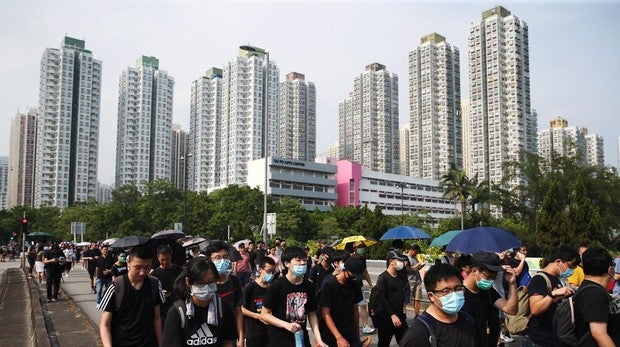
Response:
[344,257,365,275]
[472,251,502,272]
[386,250,406,261]
[409,243,421,251]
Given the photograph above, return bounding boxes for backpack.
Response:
[112,274,162,311]
[415,310,475,347]
[553,283,614,346]
[505,272,552,335]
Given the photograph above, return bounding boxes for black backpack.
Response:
[553,283,608,346]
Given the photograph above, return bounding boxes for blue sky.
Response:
[1,0,618,184]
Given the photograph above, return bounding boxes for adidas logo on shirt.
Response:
[186,322,218,345]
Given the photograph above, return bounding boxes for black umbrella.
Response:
[110,235,150,249]
[151,229,185,240]
[26,231,54,241]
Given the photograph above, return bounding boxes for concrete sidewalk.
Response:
[0,260,101,347]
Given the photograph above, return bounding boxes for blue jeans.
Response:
[96,277,112,304]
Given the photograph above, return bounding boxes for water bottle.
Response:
[294,329,304,347]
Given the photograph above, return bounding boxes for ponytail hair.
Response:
[173,257,219,301]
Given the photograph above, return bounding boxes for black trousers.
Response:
[46,270,62,299]
[372,312,408,347]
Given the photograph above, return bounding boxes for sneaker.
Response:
[500,334,514,343]
[361,325,375,334]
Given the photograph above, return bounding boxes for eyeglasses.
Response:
[430,285,465,297]
[211,254,229,261]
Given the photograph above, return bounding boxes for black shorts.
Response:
[88,268,96,279]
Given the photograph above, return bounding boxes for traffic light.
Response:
[11,232,16,240]
[21,218,28,235]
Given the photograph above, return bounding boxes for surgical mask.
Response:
[438,291,465,315]
[558,264,574,279]
[263,273,274,283]
[339,263,345,271]
[118,256,126,262]
[476,275,494,290]
[214,259,230,274]
[356,248,365,256]
[292,265,307,277]
[191,283,217,301]
[395,261,404,271]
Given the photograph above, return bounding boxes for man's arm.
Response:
[100,311,113,347]
[363,269,372,287]
[589,321,614,347]
[235,306,244,347]
[321,306,347,347]
[153,305,162,347]
[512,254,526,277]
[495,270,518,315]
[260,306,298,332]
[308,310,327,347]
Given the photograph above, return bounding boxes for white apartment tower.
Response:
[279,72,316,161]
[339,63,400,174]
[7,108,38,208]
[467,7,537,186]
[189,68,223,191]
[409,33,461,180]
[35,37,101,207]
[115,56,174,190]
[585,133,604,167]
[0,157,7,209]
[399,123,410,176]
[219,46,279,186]
[461,100,472,174]
[171,124,188,190]
[538,117,604,167]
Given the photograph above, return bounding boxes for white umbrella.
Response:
[233,239,252,250]
[181,237,208,248]
[102,238,118,246]
[76,241,91,247]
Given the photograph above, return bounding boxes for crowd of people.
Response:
[19,237,620,347]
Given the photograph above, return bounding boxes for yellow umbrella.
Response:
[334,235,378,250]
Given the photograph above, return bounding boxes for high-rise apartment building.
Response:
[97,182,113,204]
[219,46,279,187]
[171,124,188,190]
[339,63,400,174]
[585,133,604,167]
[409,33,461,180]
[467,7,537,186]
[279,72,316,161]
[321,141,339,159]
[115,56,174,190]
[189,68,223,192]
[399,123,410,176]
[35,37,101,207]
[461,100,472,174]
[538,117,604,167]
[0,157,8,210]
[7,108,38,208]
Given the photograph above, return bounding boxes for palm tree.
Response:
[440,165,472,230]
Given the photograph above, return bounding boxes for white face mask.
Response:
[191,283,217,301]
[395,261,404,271]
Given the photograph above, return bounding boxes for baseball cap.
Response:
[344,257,365,275]
[471,251,502,272]
[386,250,406,261]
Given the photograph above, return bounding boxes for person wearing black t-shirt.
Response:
[83,243,102,293]
[525,246,579,347]
[461,252,518,347]
[574,247,620,346]
[373,250,408,347]
[400,264,482,347]
[111,253,128,279]
[308,246,334,289]
[261,246,327,347]
[163,257,236,347]
[43,243,66,302]
[318,257,365,347]
[242,257,276,347]
[205,241,245,347]
[99,245,164,347]
[151,245,183,327]
[95,246,116,305]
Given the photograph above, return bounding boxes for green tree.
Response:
[535,180,569,255]
[566,176,604,248]
[440,166,472,230]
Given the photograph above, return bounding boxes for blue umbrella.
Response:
[429,230,461,247]
[445,226,521,254]
[380,226,431,240]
